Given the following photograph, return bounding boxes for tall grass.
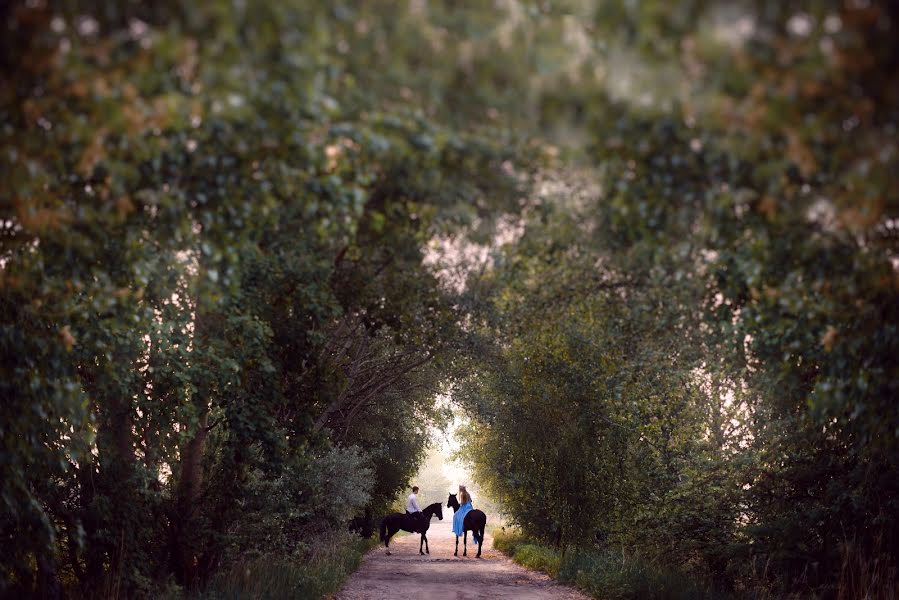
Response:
[837,536,898,600]
[493,530,723,600]
[494,530,899,599]
[171,532,375,600]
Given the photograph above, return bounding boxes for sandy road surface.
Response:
[335,519,590,600]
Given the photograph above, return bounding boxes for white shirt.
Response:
[406,492,422,513]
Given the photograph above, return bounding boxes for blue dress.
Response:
[453,501,475,540]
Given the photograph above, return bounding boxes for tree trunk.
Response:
[179,410,208,513]
[78,368,137,590]
[76,456,104,587]
[36,551,61,600]
[172,290,215,586]
[173,407,208,586]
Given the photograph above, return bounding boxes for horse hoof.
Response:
[386,551,391,556]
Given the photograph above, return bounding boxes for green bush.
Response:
[492,529,525,555]
[495,530,721,600]
[514,544,563,578]
[196,533,375,600]
[561,548,723,600]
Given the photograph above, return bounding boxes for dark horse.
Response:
[447,493,487,558]
[379,502,443,555]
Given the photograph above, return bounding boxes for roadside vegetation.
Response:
[195,534,376,600]
[495,529,725,600]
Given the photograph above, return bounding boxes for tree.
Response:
[1,1,533,595]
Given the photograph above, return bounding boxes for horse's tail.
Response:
[473,528,482,545]
[379,517,388,543]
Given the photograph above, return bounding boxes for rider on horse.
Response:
[406,485,424,527]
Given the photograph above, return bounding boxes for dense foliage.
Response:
[1,1,530,597]
[454,1,899,597]
[2,1,897,599]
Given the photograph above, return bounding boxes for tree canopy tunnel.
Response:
[3,1,898,598]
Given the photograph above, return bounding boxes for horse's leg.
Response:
[386,527,396,555]
[419,533,425,555]
[424,533,429,554]
[463,530,468,557]
[477,526,484,558]
[454,535,459,557]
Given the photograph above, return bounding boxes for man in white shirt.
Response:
[405,485,422,516]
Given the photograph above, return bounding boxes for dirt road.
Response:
[335,519,590,600]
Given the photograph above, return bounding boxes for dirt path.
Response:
[335,519,590,600]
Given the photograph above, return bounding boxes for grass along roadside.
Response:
[492,529,724,600]
[167,532,377,600]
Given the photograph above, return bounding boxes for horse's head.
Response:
[447,493,459,511]
[423,502,443,521]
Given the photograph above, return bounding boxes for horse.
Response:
[447,493,487,558]
[379,502,443,555]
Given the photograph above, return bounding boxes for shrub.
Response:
[198,532,375,600]
[515,544,563,578]
[495,530,722,600]
[492,529,526,555]
[561,547,723,600]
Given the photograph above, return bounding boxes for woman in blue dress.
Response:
[452,485,473,537]
[448,484,486,557]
